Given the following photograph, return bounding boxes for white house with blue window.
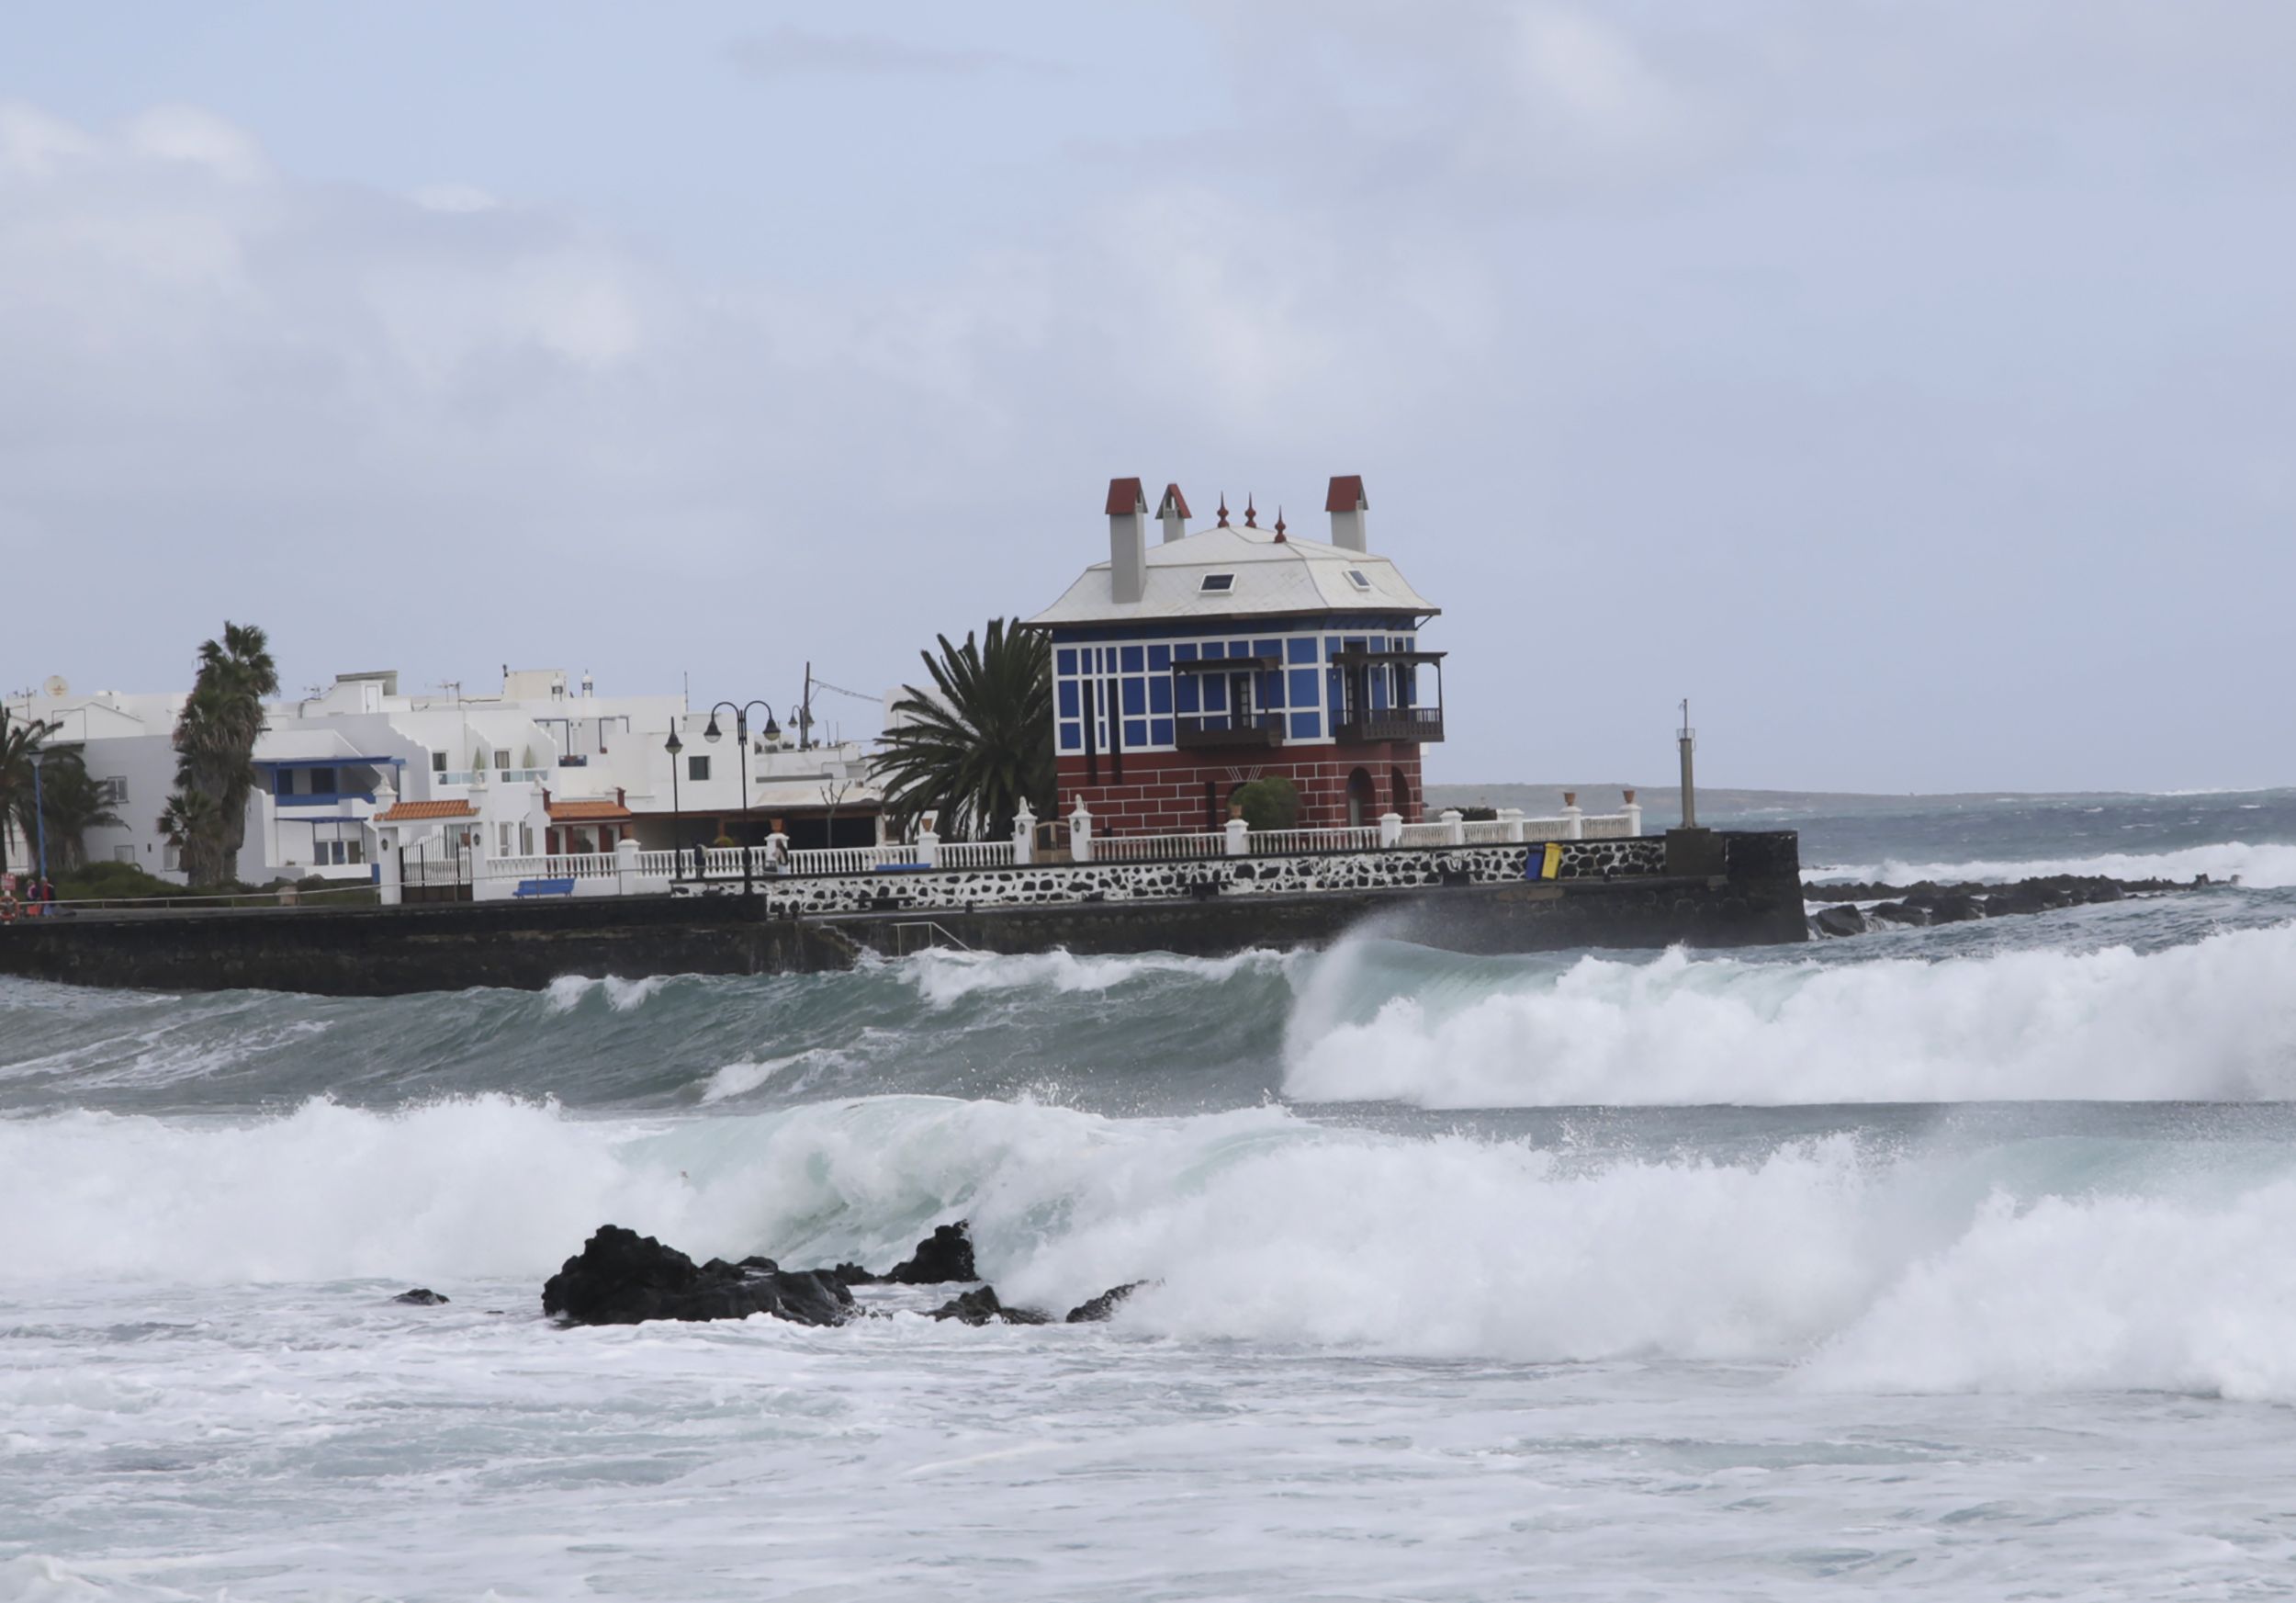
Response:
[1025,476,1444,835]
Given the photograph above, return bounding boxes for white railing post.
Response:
[376,829,400,906]
[1562,791,1584,841]
[917,828,940,869]
[1069,802,1094,864]
[1442,808,1465,846]
[614,836,640,896]
[1623,789,1642,838]
[1012,803,1035,865]
[1379,810,1403,849]
[1225,817,1249,856]
[1499,807,1525,843]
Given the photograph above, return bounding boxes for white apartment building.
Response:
[3,668,885,887]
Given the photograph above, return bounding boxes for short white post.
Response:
[1441,808,1465,847]
[1379,810,1403,849]
[1069,801,1094,864]
[375,827,401,907]
[1499,807,1525,844]
[1225,817,1249,856]
[1562,791,1584,841]
[1012,803,1036,865]
[467,824,490,900]
[765,830,790,873]
[917,828,940,869]
[1622,789,1642,838]
[614,836,639,896]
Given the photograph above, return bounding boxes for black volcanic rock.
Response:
[929,1285,1052,1326]
[542,1225,853,1326]
[1812,905,1868,938]
[885,1222,977,1285]
[393,1287,449,1305]
[1869,901,1929,927]
[1064,1281,1147,1324]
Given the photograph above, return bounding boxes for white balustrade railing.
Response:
[1580,812,1636,840]
[633,851,681,875]
[784,844,923,876]
[437,770,485,787]
[1395,821,1456,848]
[502,768,551,785]
[936,840,1017,870]
[1090,831,1228,863]
[1249,826,1381,854]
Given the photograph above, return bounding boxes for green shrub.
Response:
[1231,776,1300,833]
[1460,806,1499,822]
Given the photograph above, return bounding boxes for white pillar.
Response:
[1499,807,1525,844]
[1379,811,1403,849]
[376,826,401,907]
[614,836,640,897]
[1012,803,1036,865]
[1069,802,1094,864]
[1562,794,1584,840]
[1622,789,1642,839]
[1225,817,1249,856]
[917,828,940,869]
[1441,808,1465,847]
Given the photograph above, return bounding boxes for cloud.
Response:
[411,184,501,215]
[726,27,1042,84]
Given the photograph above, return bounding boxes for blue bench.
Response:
[513,878,577,898]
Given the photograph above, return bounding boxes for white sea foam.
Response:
[10,1092,2296,1401]
[543,974,670,1012]
[902,946,1290,1008]
[1806,840,2296,888]
[1280,923,2296,1107]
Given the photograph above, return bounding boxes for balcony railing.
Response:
[1175,711,1287,751]
[1334,706,1445,745]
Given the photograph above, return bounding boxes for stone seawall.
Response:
[0,830,1803,998]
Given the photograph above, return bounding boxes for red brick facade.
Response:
[1056,745,1427,835]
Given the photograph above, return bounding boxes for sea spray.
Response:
[1284,923,2296,1107]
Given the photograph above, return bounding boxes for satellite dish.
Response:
[42,675,68,699]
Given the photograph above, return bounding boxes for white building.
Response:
[3,668,886,888]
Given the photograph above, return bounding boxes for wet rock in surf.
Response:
[393,1287,450,1306]
[1869,901,1929,927]
[830,1261,880,1287]
[929,1285,1052,1326]
[1812,905,1867,938]
[884,1222,977,1285]
[1064,1281,1147,1324]
[542,1225,853,1327]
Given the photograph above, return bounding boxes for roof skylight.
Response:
[1199,573,1236,593]
[1345,569,1372,590]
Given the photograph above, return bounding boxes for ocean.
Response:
[6,787,2296,1600]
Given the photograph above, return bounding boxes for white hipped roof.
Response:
[1026,522,1437,629]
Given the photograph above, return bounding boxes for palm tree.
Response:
[874,618,1053,841]
[0,706,59,877]
[36,749,123,873]
[169,621,278,884]
[157,789,223,886]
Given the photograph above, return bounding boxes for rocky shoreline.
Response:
[1800,871,2223,936]
[537,1222,1143,1329]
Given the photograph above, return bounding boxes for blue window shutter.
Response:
[1148,644,1171,671]
[1120,645,1144,672]
[1149,678,1172,714]
[1289,668,1320,709]
[1289,713,1321,740]
[1150,717,1173,746]
[1058,682,1079,718]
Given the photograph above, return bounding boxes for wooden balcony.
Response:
[1334,706,1446,745]
[1175,712,1288,751]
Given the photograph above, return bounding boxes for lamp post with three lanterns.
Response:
[704,700,780,895]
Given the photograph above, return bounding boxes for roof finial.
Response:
[1244,494,1258,529]
[1273,506,1287,542]
[1216,494,1231,529]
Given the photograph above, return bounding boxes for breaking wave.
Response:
[1281,923,2296,1106]
[9,1093,2296,1398]
[1806,841,2296,889]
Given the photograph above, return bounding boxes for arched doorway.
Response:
[1346,767,1376,828]
[1390,767,1412,821]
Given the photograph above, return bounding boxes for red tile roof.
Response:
[1105,476,1146,514]
[1325,474,1367,514]
[546,798,634,822]
[377,799,477,821]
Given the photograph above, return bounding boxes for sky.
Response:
[3,0,2290,792]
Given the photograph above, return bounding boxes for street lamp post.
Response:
[665,728,685,882]
[703,700,780,896]
[28,751,49,891]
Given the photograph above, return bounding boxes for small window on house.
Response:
[347,839,364,865]
[432,751,448,773]
[1345,569,1372,591]
[494,750,511,770]
[114,845,135,864]
[310,768,336,795]
[1199,573,1236,593]
[98,776,129,806]
[688,754,711,782]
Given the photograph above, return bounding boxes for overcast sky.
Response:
[4,1,2290,792]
